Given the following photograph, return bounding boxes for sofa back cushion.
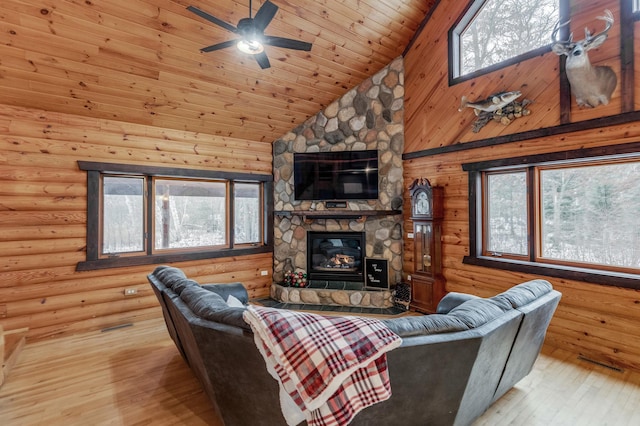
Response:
[448,297,512,329]
[492,279,552,309]
[152,266,198,295]
[383,313,470,338]
[202,283,249,304]
[180,285,250,331]
[436,292,480,314]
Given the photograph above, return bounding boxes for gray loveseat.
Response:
[147,265,561,426]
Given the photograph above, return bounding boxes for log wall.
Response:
[403,0,640,370]
[0,104,273,340]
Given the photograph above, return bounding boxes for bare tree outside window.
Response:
[234,183,262,244]
[459,0,559,76]
[540,162,640,269]
[485,171,529,256]
[102,176,145,254]
[154,179,227,250]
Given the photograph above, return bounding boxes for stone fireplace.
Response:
[272,57,405,306]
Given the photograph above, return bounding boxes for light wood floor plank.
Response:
[1,317,640,425]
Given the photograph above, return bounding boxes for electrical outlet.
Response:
[124,288,138,296]
[260,270,269,276]
[408,232,414,239]
[407,275,412,281]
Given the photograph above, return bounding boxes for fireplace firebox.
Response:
[307,231,365,282]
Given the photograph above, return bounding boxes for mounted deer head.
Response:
[551,10,617,108]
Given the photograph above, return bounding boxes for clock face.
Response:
[415,191,431,216]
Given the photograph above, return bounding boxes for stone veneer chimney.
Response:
[272,57,405,285]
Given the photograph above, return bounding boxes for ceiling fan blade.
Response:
[201,39,238,52]
[254,51,271,69]
[187,6,238,34]
[263,36,312,51]
[253,0,278,32]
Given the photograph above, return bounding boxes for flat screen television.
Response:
[293,150,379,200]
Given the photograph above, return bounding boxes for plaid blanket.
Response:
[243,305,402,426]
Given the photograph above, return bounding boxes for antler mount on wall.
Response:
[551,9,617,108]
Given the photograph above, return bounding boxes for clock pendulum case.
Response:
[408,178,446,313]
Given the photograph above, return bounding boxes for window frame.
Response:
[463,142,640,290]
[448,0,559,85]
[77,161,273,271]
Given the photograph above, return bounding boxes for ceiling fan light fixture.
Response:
[237,39,264,55]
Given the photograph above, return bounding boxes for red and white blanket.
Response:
[243,305,402,426]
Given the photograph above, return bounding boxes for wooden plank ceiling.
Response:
[0,0,435,143]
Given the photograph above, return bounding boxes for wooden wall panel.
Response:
[0,0,435,143]
[403,0,628,153]
[403,0,640,371]
[0,104,273,341]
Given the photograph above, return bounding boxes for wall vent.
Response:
[577,355,624,372]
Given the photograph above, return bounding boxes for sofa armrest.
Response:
[436,292,480,314]
[201,282,249,304]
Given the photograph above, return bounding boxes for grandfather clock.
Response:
[409,178,445,313]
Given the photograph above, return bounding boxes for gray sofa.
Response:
[147,265,561,426]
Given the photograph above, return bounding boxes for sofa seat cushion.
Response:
[448,297,513,329]
[180,285,250,330]
[383,313,469,337]
[492,280,552,309]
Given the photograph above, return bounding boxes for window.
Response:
[154,179,228,250]
[450,0,559,82]
[78,162,272,270]
[234,182,263,244]
[485,171,528,256]
[463,143,640,289]
[103,176,145,255]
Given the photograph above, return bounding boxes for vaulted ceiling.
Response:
[0,0,437,143]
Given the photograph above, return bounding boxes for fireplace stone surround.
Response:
[272,57,406,298]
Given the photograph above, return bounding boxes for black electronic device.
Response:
[293,150,379,201]
[325,201,347,208]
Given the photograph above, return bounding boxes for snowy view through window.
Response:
[540,163,640,269]
[485,161,640,270]
[102,176,145,254]
[486,171,528,256]
[102,177,262,254]
[234,183,261,244]
[458,0,558,76]
[154,179,227,250]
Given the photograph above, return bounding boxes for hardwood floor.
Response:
[1,317,639,425]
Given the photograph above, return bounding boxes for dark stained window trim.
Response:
[78,161,271,182]
[449,46,551,86]
[463,255,640,290]
[462,144,640,290]
[77,161,273,271]
[77,245,273,271]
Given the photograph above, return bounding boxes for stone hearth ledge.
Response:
[270,283,393,309]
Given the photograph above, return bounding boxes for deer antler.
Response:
[551,18,572,46]
[583,9,613,46]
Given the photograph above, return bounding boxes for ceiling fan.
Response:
[187,0,313,69]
